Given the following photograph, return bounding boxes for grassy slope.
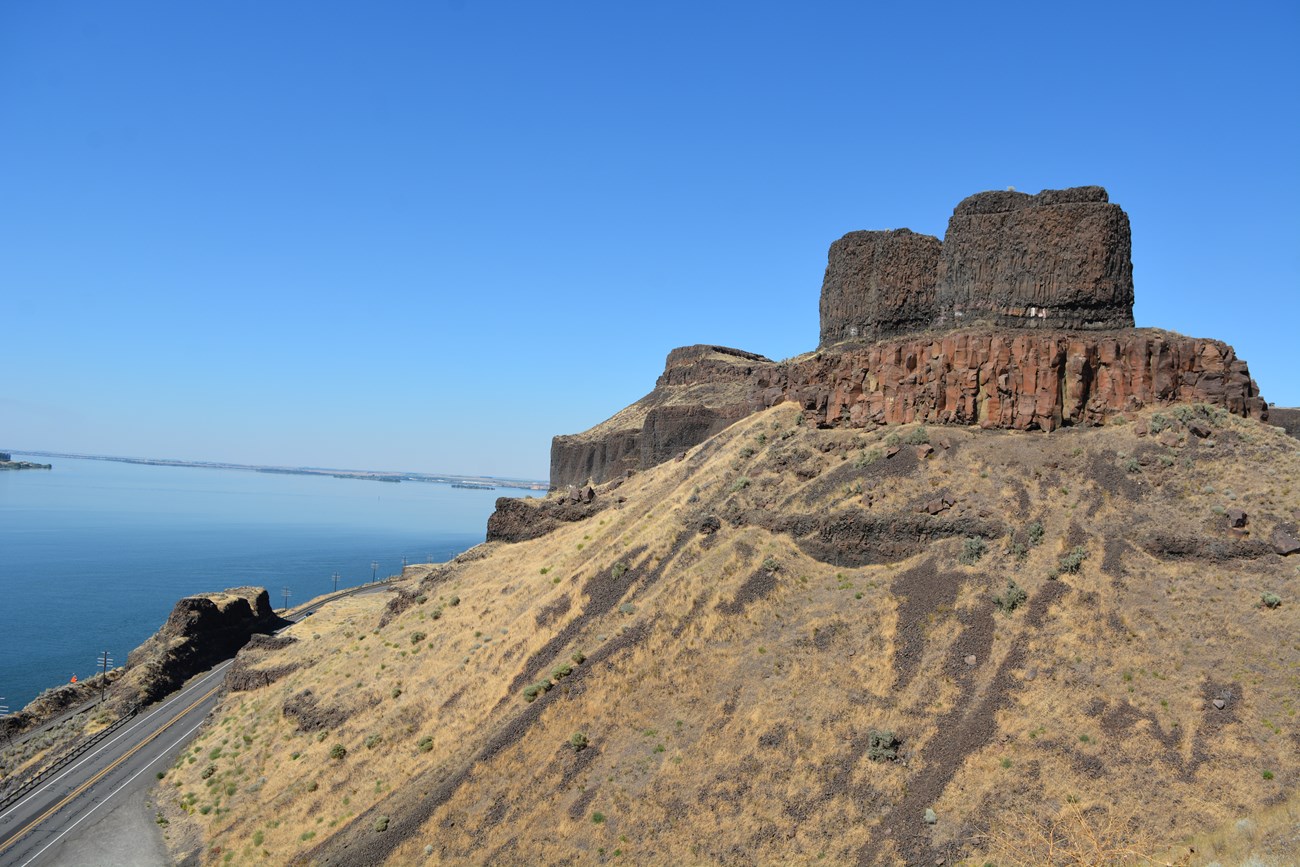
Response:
[159,404,1300,866]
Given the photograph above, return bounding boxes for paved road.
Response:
[0,582,393,867]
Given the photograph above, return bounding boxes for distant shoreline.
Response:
[1,449,548,492]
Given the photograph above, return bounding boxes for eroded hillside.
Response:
[159,404,1300,866]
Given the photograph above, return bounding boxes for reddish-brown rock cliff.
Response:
[754,329,1265,430]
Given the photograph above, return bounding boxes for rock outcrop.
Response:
[819,229,941,345]
[549,345,771,486]
[118,587,282,705]
[934,186,1134,331]
[1269,407,1300,440]
[754,329,1265,430]
[486,486,605,542]
[547,187,1267,490]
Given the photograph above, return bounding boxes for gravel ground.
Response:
[43,787,171,867]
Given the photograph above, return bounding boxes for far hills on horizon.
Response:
[1,448,548,491]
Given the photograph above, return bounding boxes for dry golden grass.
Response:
[156,404,1300,866]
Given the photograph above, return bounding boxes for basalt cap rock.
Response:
[819,228,941,346]
[934,186,1135,331]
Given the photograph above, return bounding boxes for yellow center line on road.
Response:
[0,682,222,858]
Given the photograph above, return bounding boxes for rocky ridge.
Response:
[551,186,1266,488]
[549,344,771,487]
[118,586,283,705]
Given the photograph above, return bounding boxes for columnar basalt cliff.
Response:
[818,228,941,345]
[933,186,1134,331]
[549,345,771,487]
[754,330,1263,431]
[548,187,1266,489]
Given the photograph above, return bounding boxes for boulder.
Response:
[1273,528,1300,556]
[934,187,1134,331]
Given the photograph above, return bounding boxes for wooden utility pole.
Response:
[96,650,113,704]
[281,587,291,612]
[332,572,340,592]
[371,561,378,583]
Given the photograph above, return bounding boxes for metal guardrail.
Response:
[0,704,140,813]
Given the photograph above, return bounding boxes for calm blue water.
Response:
[0,454,513,710]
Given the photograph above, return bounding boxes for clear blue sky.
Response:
[2,1,1296,480]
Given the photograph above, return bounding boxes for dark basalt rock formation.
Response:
[1269,407,1300,440]
[486,489,606,542]
[544,186,1267,491]
[934,186,1134,331]
[819,229,941,346]
[119,587,283,705]
[549,345,771,487]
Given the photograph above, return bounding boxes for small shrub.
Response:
[410,632,426,644]
[854,448,883,468]
[364,734,382,750]
[1124,458,1140,474]
[417,736,434,753]
[306,780,318,792]
[374,816,389,833]
[571,650,586,664]
[569,732,589,751]
[551,663,573,680]
[391,687,402,699]
[884,431,902,448]
[1058,546,1088,575]
[592,812,606,824]
[611,562,629,580]
[1262,770,1274,780]
[960,537,988,565]
[762,557,779,572]
[1261,592,1282,609]
[1009,541,1028,561]
[738,446,755,458]
[1149,413,1170,433]
[201,764,217,779]
[252,831,264,846]
[867,730,899,762]
[522,680,554,703]
[329,744,347,760]
[903,425,930,445]
[730,477,751,493]
[994,581,1028,614]
[199,804,212,815]
[449,595,460,606]
[1026,521,1045,547]
[618,602,635,616]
